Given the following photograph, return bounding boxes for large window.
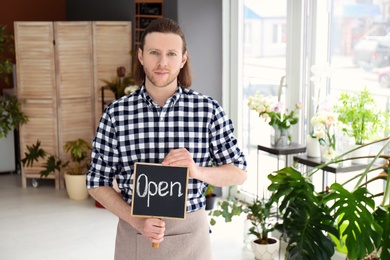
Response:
[226,0,390,199]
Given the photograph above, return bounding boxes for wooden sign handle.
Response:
[152,217,161,249]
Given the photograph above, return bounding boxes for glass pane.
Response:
[240,0,287,197]
[329,0,390,151]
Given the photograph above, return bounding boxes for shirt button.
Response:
[160,118,163,121]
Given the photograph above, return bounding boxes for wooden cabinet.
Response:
[134,0,164,50]
[14,21,132,188]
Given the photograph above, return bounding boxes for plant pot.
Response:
[306,135,320,157]
[205,194,218,210]
[64,173,89,200]
[351,144,370,165]
[251,237,279,260]
[95,200,105,208]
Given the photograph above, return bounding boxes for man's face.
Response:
[138,32,187,89]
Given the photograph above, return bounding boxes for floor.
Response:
[0,173,263,260]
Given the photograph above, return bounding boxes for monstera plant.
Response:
[268,137,390,260]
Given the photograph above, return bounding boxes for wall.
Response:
[178,0,223,197]
[0,0,223,103]
[66,0,132,21]
[177,0,223,104]
[0,0,66,95]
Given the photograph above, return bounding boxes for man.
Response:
[87,17,247,260]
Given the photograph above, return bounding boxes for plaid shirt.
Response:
[87,85,247,212]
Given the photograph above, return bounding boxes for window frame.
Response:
[222,0,333,199]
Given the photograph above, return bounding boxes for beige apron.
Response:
[114,207,212,260]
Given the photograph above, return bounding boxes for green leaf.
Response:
[20,140,46,167]
[268,167,337,259]
[323,183,382,260]
[374,206,390,260]
[40,155,62,178]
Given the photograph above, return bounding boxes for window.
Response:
[224,0,389,199]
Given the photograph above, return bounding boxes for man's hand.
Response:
[161,148,200,179]
[133,217,165,243]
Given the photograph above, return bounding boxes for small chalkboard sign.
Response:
[131,163,189,220]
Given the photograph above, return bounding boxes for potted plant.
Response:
[248,91,302,148]
[204,184,218,210]
[21,138,92,200]
[209,195,280,259]
[101,51,139,99]
[0,95,28,139]
[62,138,92,200]
[267,137,390,260]
[334,87,389,146]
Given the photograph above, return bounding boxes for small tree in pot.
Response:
[209,195,279,259]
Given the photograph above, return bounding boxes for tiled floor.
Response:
[0,173,259,260]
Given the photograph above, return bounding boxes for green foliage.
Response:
[204,184,214,197]
[21,138,91,178]
[0,24,14,85]
[21,140,66,178]
[209,194,276,244]
[0,95,28,139]
[268,167,337,259]
[374,206,390,260]
[101,51,138,98]
[101,71,136,98]
[324,184,382,260]
[246,198,275,241]
[40,155,64,178]
[268,137,390,259]
[63,138,92,175]
[335,87,389,145]
[21,140,46,167]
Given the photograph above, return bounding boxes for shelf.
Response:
[134,1,164,49]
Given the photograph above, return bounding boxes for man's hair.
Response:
[134,17,192,88]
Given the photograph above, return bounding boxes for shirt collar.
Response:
[140,83,183,108]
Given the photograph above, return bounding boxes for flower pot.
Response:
[306,135,321,157]
[351,144,370,165]
[205,194,218,210]
[64,173,89,200]
[251,237,279,260]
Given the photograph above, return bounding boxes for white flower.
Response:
[124,85,140,95]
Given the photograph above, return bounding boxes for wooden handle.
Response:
[152,242,159,248]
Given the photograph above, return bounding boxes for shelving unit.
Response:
[134,0,164,50]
